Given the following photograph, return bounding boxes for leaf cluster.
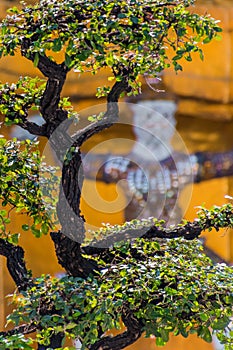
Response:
[0,0,222,96]
[4,237,233,349]
[0,137,58,242]
[0,77,46,125]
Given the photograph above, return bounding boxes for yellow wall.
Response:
[164,2,233,103]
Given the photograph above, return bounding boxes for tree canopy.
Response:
[0,0,233,349]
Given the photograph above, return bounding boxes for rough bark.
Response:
[50,78,130,276]
[89,306,142,350]
[0,239,32,291]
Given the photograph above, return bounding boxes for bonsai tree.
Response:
[0,0,233,349]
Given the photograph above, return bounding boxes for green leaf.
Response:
[33,53,39,67]
[11,233,19,244]
[203,37,211,44]
[199,313,208,322]
[41,223,49,235]
[199,49,204,61]
[200,328,212,343]
[66,322,77,330]
[31,226,41,238]
[52,38,62,52]
[117,13,126,19]
[160,328,169,342]
[65,53,73,68]
[212,317,230,330]
[156,337,166,346]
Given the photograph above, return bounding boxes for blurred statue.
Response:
[82,100,233,225]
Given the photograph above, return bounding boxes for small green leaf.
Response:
[200,328,212,343]
[33,53,39,67]
[11,233,19,244]
[52,38,62,52]
[65,53,73,68]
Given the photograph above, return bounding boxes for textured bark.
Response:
[89,306,142,350]
[56,150,86,242]
[40,76,67,124]
[50,231,98,277]
[0,323,37,342]
[72,80,129,147]
[21,38,68,80]
[18,120,48,137]
[83,221,203,250]
[50,79,130,276]
[0,239,32,291]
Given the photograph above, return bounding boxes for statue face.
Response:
[130,100,177,160]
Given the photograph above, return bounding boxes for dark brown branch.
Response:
[72,79,129,147]
[107,79,130,103]
[21,38,68,79]
[83,199,233,256]
[50,79,130,276]
[21,39,68,126]
[142,221,203,240]
[0,239,32,291]
[50,231,98,277]
[0,323,37,337]
[38,57,68,80]
[56,147,85,242]
[39,77,67,124]
[49,139,94,276]
[89,306,142,350]
[82,221,203,250]
[19,120,48,137]
[72,117,116,148]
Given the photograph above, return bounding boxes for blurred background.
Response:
[1,0,233,349]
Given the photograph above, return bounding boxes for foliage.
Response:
[0,77,76,125]
[4,233,233,349]
[0,137,58,241]
[0,77,46,124]
[0,0,221,99]
[0,0,232,350]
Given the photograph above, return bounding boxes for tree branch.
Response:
[18,120,48,137]
[50,231,98,277]
[0,323,37,337]
[82,221,203,250]
[89,306,142,350]
[21,39,68,126]
[49,138,95,277]
[50,79,130,276]
[21,38,68,79]
[0,239,32,291]
[72,79,129,147]
[83,205,233,252]
[39,77,67,124]
[56,150,85,242]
